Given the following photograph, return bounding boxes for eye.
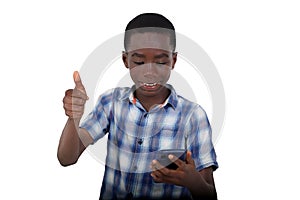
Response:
[133,61,144,65]
[157,62,168,65]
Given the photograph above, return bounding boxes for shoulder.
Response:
[98,86,131,100]
[167,84,208,118]
[95,87,131,107]
[177,94,207,117]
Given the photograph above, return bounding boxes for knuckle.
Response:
[164,170,170,176]
[64,95,71,101]
[78,93,86,100]
[65,89,73,96]
[64,103,71,109]
[73,88,81,95]
[75,98,82,105]
[76,98,85,105]
[177,173,184,179]
[65,110,70,116]
[63,95,71,103]
[81,99,86,105]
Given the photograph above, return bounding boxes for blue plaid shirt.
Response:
[80,85,218,200]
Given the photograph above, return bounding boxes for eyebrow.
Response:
[154,53,169,59]
[131,53,170,59]
[131,53,145,58]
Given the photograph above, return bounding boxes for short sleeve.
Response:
[80,91,112,144]
[187,105,218,171]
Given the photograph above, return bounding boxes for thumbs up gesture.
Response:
[63,71,89,119]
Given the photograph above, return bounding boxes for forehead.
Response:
[128,48,172,58]
[127,32,172,52]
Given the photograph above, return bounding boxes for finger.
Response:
[63,96,86,106]
[73,71,89,99]
[186,151,195,165]
[65,89,73,96]
[65,89,88,100]
[151,160,165,170]
[150,172,162,183]
[150,164,170,182]
[151,160,162,170]
[151,160,171,176]
[63,103,84,112]
[151,169,180,185]
[151,166,165,177]
[150,160,156,171]
[65,110,84,118]
[72,89,89,100]
[168,154,185,169]
[65,110,84,116]
[73,71,84,90]
[150,161,165,182]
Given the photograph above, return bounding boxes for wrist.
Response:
[187,171,216,199]
[67,117,81,128]
[186,170,202,191]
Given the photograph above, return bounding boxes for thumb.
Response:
[186,151,195,165]
[73,71,89,98]
[73,71,84,88]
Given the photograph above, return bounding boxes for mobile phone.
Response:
[156,149,186,170]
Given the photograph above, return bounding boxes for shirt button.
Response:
[137,138,143,145]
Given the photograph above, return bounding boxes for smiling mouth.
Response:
[139,82,160,90]
[143,82,157,87]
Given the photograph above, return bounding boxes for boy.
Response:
[58,13,218,199]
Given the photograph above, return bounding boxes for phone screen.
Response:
[157,149,186,170]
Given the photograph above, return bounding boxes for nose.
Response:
[144,63,158,78]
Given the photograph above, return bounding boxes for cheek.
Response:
[159,69,171,80]
[129,66,171,82]
[129,68,141,82]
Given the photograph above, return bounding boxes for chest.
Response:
[108,103,189,152]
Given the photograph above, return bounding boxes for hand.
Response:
[150,151,198,187]
[63,71,89,119]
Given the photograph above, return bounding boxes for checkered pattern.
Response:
[80,85,218,199]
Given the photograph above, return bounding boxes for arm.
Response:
[188,167,217,199]
[57,119,93,166]
[57,71,93,166]
[151,151,217,199]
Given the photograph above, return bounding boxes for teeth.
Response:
[143,83,157,87]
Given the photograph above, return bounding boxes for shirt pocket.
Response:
[158,128,186,150]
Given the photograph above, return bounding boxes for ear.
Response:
[171,52,177,69]
[122,51,129,69]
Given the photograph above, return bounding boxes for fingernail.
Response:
[168,154,174,160]
[73,71,79,81]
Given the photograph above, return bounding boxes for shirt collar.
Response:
[120,84,178,109]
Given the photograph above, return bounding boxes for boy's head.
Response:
[124,13,176,52]
[123,13,177,98]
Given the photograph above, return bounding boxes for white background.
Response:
[1,0,299,199]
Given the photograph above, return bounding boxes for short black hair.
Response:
[124,13,176,51]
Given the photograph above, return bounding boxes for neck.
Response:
[134,86,170,112]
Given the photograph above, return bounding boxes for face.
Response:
[123,32,177,97]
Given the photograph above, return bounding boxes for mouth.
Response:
[139,82,160,90]
[144,82,157,87]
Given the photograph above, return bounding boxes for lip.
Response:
[143,82,157,87]
[138,82,161,91]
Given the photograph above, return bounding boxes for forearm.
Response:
[57,118,84,166]
[187,171,217,199]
